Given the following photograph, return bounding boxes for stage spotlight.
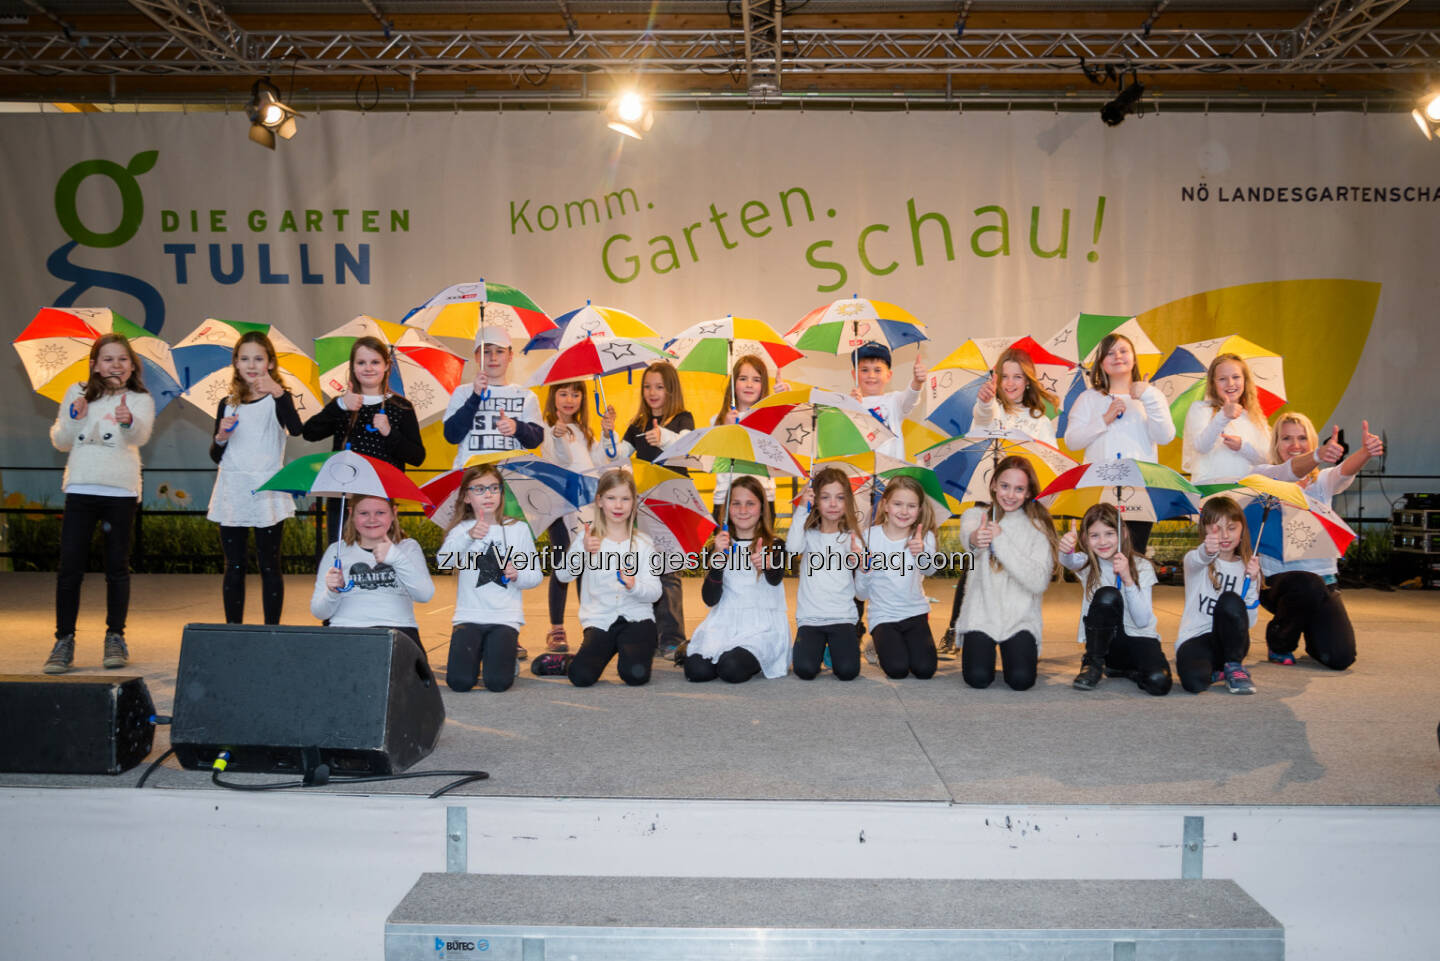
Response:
[246,79,301,150]
[605,90,654,140]
[1412,92,1440,141]
[1100,79,1145,127]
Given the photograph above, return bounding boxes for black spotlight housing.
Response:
[1100,80,1145,127]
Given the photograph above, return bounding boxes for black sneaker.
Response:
[531,652,571,676]
[1073,656,1103,691]
[44,634,75,674]
[102,632,129,669]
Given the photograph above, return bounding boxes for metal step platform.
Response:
[386,873,1283,960]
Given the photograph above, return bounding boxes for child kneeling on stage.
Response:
[1059,504,1173,695]
[311,495,435,653]
[1176,496,1261,694]
[547,469,663,687]
[437,464,542,693]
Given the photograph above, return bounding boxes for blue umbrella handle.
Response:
[1116,573,1123,590]
[333,555,355,594]
[224,404,238,432]
[69,403,79,419]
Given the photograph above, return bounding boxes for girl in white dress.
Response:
[207,331,303,624]
[685,475,791,683]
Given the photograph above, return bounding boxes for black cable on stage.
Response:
[135,747,175,789]
[208,752,489,797]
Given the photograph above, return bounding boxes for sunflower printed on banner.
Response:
[13,306,184,413]
[1153,335,1288,435]
[401,279,557,344]
[314,315,466,425]
[171,317,323,417]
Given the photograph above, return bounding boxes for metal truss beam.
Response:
[1289,0,1412,66]
[123,0,255,68]
[3,26,1438,78]
[741,0,783,96]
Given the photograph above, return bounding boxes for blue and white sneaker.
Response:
[1222,662,1256,695]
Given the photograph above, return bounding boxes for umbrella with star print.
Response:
[527,336,669,458]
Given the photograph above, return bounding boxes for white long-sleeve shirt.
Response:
[1058,552,1160,644]
[855,526,936,628]
[51,384,155,498]
[1182,404,1268,485]
[785,509,860,626]
[954,507,1054,650]
[1176,546,1260,650]
[310,538,436,628]
[1063,385,1175,463]
[555,531,663,630]
[538,425,629,474]
[972,397,1058,445]
[437,520,544,629]
[855,385,922,459]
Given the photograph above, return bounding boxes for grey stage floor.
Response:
[2,572,1437,806]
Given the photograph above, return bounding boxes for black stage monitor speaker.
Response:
[171,624,444,775]
[0,674,155,774]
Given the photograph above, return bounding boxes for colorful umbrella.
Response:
[655,423,806,480]
[925,335,1072,436]
[1198,475,1354,564]
[522,302,659,353]
[256,449,433,592]
[401,279,557,344]
[314,315,466,425]
[786,295,928,355]
[14,306,184,413]
[820,450,953,529]
[419,453,599,535]
[1045,314,1162,438]
[913,433,1077,510]
[633,459,718,558]
[740,387,895,464]
[1153,335,1288,434]
[171,318,323,418]
[1039,456,1202,524]
[665,315,803,377]
[527,336,669,457]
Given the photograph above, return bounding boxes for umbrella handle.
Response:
[333,555,356,594]
[478,304,491,401]
[223,404,238,432]
[69,403,79,419]
[592,379,618,458]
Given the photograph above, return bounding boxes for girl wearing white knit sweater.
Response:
[1181,354,1269,485]
[855,475,941,680]
[955,455,1059,691]
[44,334,156,675]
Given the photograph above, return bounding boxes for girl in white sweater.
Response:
[44,334,156,675]
[955,455,1059,691]
[856,475,940,680]
[1181,353,1269,485]
[311,495,436,652]
[1059,504,1172,695]
[971,346,1059,444]
[437,464,543,693]
[787,466,867,681]
[1176,496,1261,694]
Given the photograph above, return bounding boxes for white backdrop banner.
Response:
[0,110,1434,504]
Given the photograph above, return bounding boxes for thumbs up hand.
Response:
[1361,420,1384,458]
[1318,425,1344,464]
[1058,520,1078,555]
[644,417,662,447]
[115,394,133,427]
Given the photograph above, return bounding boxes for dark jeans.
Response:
[1260,571,1356,670]
[962,630,1038,690]
[872,613,937,680]
[546,519,573,626]
[447,623,519,693]
[654,571,685,649]
[684,648,762,684]
[1084,587,1173,696]
[1176,591,1251,692]
[55,493,135,638]
[569,617,657,687]
[219,522,286,625]
[793,623,862,681]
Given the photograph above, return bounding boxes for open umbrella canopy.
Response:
[655,423,806,479]
[914,433,1077,510]
[1040,457,1202,523]
[257,449,432,505]
[1153,334,1288,433]
[1197,475,1354,563]
[820,450,953,526]
[14,306,184,413]
[420,453,599,533]
[786,295,928,355]
[926,334,1072,415]
[314,315,466,425]
[741,387,895,464]
[632,459,718,557]
[664,316,804,375]
[402,279,557,343]
[171,317,323,418]
[523,302,659,353]
[1042,312,1162,374]
[526,336,669,387]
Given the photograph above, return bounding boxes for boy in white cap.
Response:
[443,327,545,468]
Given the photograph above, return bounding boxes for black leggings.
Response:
[568,617,657,687]
[447,623,519,693]
[793,623,862,681]
[1084,587,1173,696]
[1260,571,1356,670]
[872,613,937,680]
[55,493,135,638]
[1176,591,1251,693]
[684,648,762,684]
[962,630,1038,690]
[945,568,968,640]
[546,519,572,626]
[219,522,286,625]
[654,572,685,649]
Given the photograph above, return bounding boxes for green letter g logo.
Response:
[54,150,157,248]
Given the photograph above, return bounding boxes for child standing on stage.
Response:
[855,475,940,680]
[1182,354,1269,485]
[552,469,663,687]
[1059,504,1173,695]
[615,361,694,660]
[849,341,927,459]
[303,336,425,541]
[310,495,435,651]
[1251,413,1382,670]
[44,334,155,674]
[538,380,626,654]
[208,331,303,625]
[711,354,781,518]
[955,456,1059,691]
[1062,333,1174,554]
[1176,496,1261,694]
[437,464,542,693]
[787,466,866,681]
[442,327,545,467]
[685,476,790,683]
